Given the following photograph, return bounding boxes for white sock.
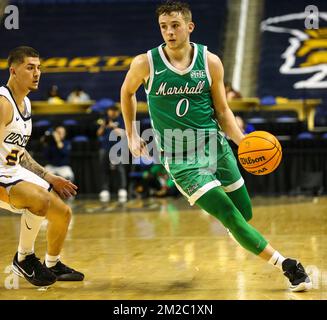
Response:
[268,251,285,271]
[18,210,45,262]
[45,254,60,268]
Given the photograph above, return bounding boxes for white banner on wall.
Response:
[261,11,327,89]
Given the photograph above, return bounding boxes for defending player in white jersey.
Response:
[0,46,84,286]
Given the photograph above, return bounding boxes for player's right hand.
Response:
[128,135,150,159]
[45,173,78,199]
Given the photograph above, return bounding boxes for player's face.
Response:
[108,109,120,119]
[56,127,66,140]
[12,57,41,91]
[158,12,194,49]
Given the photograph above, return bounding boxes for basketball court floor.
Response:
[0,196,326,300]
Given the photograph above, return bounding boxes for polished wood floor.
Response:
[0,196,326,300]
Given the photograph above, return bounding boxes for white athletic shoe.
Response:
[282,258,313,292]
[118,189,128,203]
[99,190,110,202]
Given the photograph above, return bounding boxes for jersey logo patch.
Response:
[190,70,206,79]
[155,69,167,75]
[4,132,30,147]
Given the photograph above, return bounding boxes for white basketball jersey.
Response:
[0,86,32,175]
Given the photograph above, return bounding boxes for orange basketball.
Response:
[238,131,282,175]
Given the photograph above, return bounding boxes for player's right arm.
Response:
[20,150,78,199]
[120,54,150,158]
[207,52,245,146]
[0,96,14,146]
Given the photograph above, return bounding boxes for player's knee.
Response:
[215,204,240,230]
[223,213,240,232]
[221,205,249,234]
[62,204,72,224]
[33,191,51,216]
[242,202,253,221]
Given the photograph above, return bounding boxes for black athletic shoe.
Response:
[12,252,57,287]
[282,258,312,292]
[45,261,84,281]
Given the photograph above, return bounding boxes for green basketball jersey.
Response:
[145,42,220,154]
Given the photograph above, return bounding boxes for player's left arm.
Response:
[207,51,245,146]
[21,150,77,199]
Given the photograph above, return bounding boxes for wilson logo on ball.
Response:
[240,156,266,165]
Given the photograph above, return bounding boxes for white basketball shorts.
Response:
[0,166,51,214]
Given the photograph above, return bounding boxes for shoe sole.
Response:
[12,264,24,278]
[290,279,313,292]
[12,263,56,287]
[56,274,85,281]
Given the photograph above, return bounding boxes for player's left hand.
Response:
[45,173,78,199]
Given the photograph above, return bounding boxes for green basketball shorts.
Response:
[163,140,244,205]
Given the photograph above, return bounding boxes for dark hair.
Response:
[107,105,119,112]
[156,1,192,22]
[8,46,39,67]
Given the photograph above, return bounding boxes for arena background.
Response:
[0,0,326,197]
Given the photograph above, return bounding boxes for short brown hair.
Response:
[156,1,192,22]
[8,46,39,67]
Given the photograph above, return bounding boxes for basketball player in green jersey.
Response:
[120,1,312,292]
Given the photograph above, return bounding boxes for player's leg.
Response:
[9,170,83,283]
[196,187,312,291]
[9,181,51,259]
[196,187,266,254]
[99,148,110,202]
[45,190,71,256]
[214,141,253,221]
[44,190,84,281]
[9,181,57,286]
[225,184,252,221]
[165,147,312,292]
[116,164,128,202]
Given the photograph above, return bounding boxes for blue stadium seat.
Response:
[72,135,89,142]
[296,132,314,140]
[260,96,276,106]
[129,172,144,178]
[90,99,116,114]
[33,119,52,139]
[62,119,78,126]
[295,132,317,148]
[246,117,270,132]
[246,117,267,124]
[273,115,300,137]
[275,116,297,123]
[34,119,51,127]
[61,119,79,138]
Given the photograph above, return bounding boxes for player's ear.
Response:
[9,66,16,77]
[188,21,195,33]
